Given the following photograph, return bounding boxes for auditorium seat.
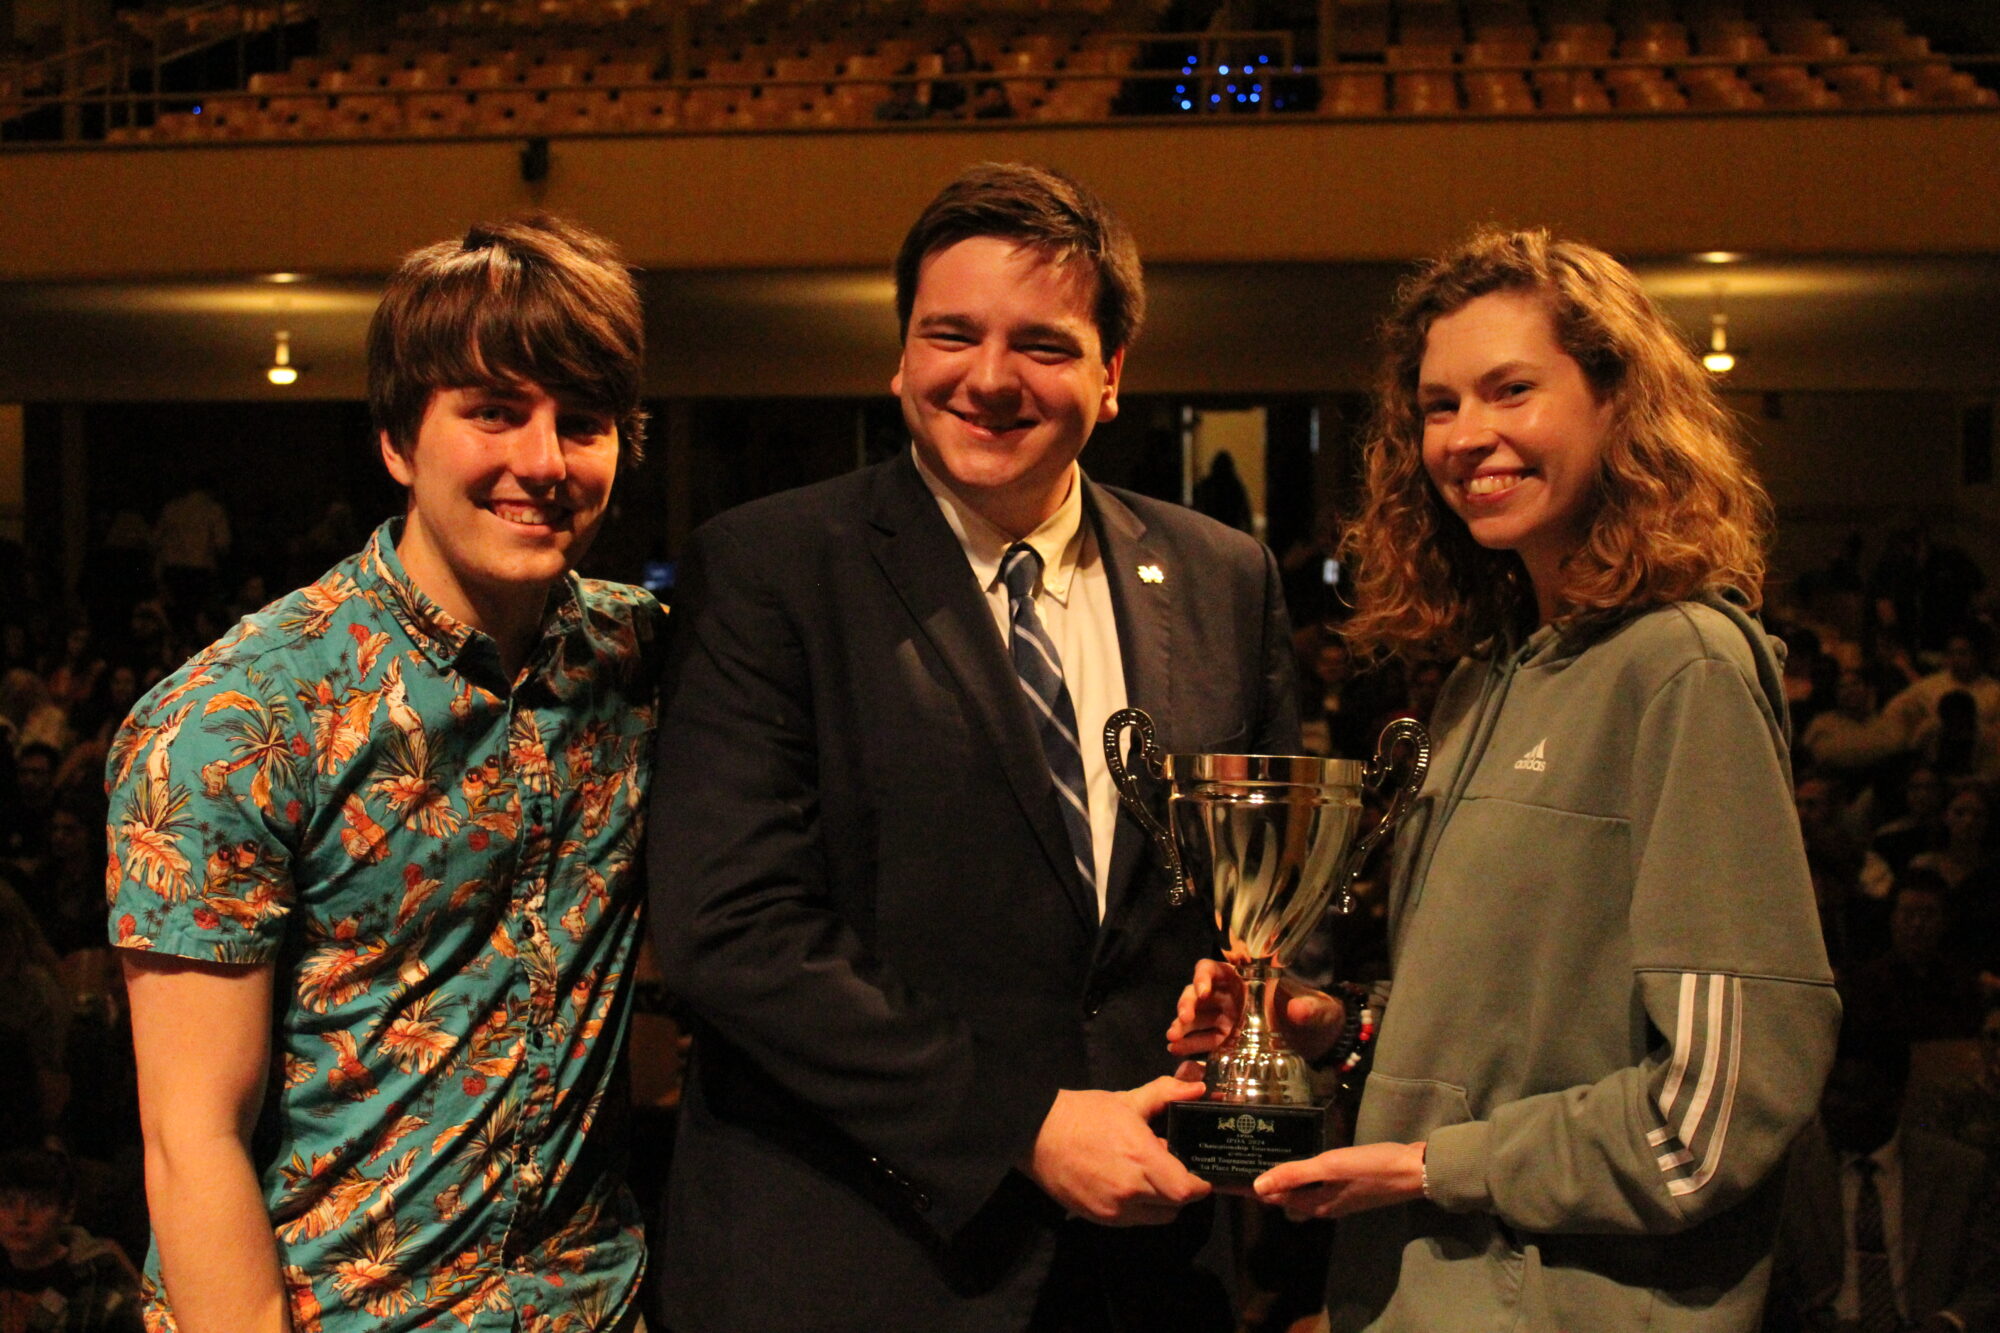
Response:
[412,50,459,81]
[1697,30,1770,62]
[526,60,583,88]
[1682,65,1762,110]
[1604,65,1687,110]
[1322,70,1387,115]
[246,70,304,94]
[594,59,656,89]
[1393,73,1459,115]
[1545,22,1616,60]
[827,81,890,122]
[1542,69,1612,111]
[28,0,1990,142]
[680,86,737,128]
[621,87,682,129]
[1074,37,1138,73]
[1618,19,1689,61]
[1463,39,1532,66]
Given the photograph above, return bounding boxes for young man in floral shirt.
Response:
[106,216,663,1333]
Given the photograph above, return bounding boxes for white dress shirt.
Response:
[914,448,1127,919]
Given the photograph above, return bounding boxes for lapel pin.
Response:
[1137,564,1165,584]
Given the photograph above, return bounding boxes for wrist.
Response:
[1309,982,1377,1073]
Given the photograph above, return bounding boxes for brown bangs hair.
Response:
[1342,228,1771,660]
[368,214,647,460]
[894,161,1144,361]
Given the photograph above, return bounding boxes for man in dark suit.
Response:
[1766,1024,2000,1332]
[647,163,1299,1331]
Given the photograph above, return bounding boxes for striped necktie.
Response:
[1852,1157,1901,1332]
[1000,542,1095,897]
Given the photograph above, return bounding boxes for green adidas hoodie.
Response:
[1328,596,1840,1332]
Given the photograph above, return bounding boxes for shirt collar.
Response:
[1843,1133,1902,1175]
[362,518,585,687]
[911,446,1087,606]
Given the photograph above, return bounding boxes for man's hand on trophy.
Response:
[1165,959,1345,1063]
[1021,1078,1213,1225]
[1251,1141,1428,1221]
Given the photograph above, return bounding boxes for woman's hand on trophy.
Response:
[1165,958,1247,1056]
[1020,1078,1213,1225]
[1165,959,1345,1063]
[1252,1140,1428,1221]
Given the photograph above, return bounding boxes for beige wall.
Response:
[5,111,1999,279]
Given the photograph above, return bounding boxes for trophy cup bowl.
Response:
[1105,708,1429,1184]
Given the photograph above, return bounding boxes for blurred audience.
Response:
[1841,873,1984,1041]
[1909,1005,2000,1162]
[1884,629,2000,761]
[149,475,230,627]
[927,35,1011,119]
[1766,1021,2000,1333]
[4,478,2000,1324]
[1801,668,1903,782]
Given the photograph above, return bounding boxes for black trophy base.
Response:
[1168,1098,1330,1186]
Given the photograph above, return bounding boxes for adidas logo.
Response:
[1513,738,1548,773]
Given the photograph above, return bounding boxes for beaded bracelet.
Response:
[1318,981,1377,1073]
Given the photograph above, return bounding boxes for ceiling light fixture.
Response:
[267,329,300,385]
[1702,312,1736,375]
[1697,250,1744,265]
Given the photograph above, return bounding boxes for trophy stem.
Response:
[1205,959,1314,1106]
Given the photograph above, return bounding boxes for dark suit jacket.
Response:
[1766,1120,2000,1331]
[647,453,1299,1332]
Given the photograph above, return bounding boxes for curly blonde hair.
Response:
[1342,229,1771,660]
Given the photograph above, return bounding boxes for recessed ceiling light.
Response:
[1696,251,1744,265]
[259,272,309,284]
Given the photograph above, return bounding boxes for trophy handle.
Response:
[1103,707,1189,906]
[1329,717,1432,915]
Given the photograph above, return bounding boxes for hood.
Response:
[1515,591,1793,757]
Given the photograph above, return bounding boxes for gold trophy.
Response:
[1105,709,1428,1183]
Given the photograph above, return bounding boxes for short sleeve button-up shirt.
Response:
[106,521,663,1333]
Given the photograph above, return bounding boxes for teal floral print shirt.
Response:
[106,521,663,1333]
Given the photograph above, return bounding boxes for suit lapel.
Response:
[1088,480,1173,930]
[866,455,1097,929]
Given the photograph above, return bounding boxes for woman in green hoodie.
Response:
[1171,230,1839,1331]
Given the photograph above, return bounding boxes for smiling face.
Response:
[1418,289,1614,622]
[892,235,1122,538]
[381,379,618,637]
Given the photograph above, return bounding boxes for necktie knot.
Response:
[1001,543,1042,605]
